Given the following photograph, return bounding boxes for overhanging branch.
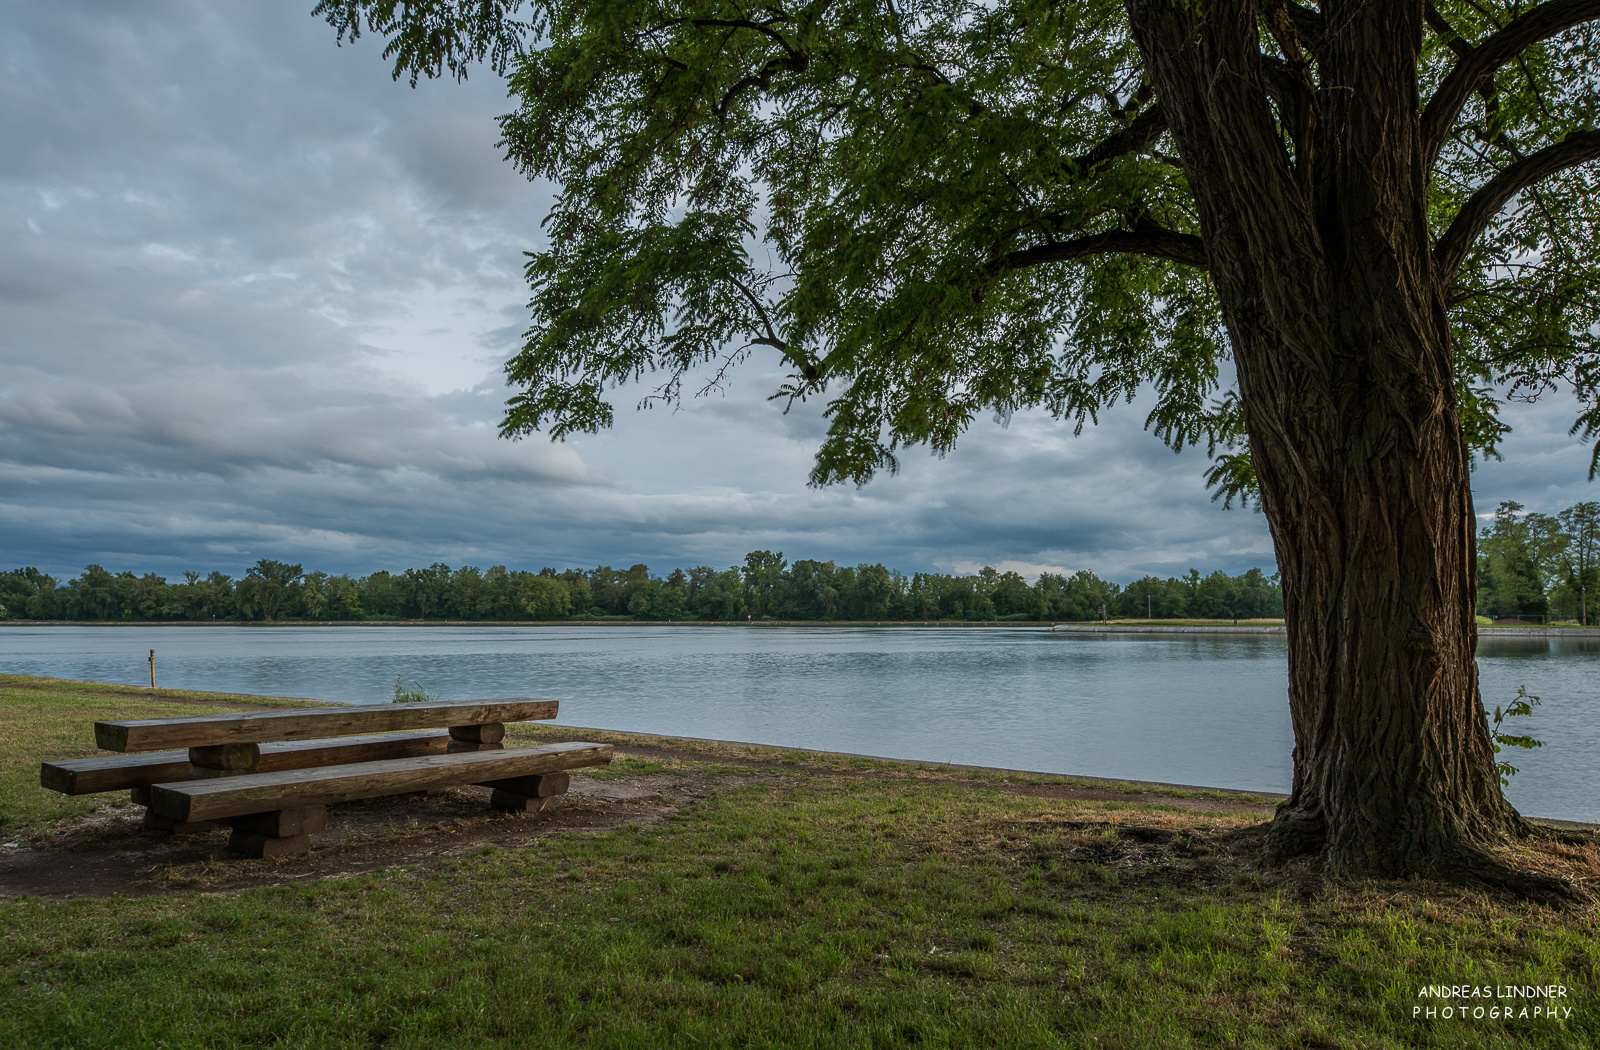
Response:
[990,228,1208,272]
[1421,0,1600,168]
[1434,129,1600,283]
[1071,106,1168,174]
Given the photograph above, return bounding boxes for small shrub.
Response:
[391,676,439,704]
[1489,686,1542,785]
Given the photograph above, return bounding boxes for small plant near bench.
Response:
[391,677,439,703]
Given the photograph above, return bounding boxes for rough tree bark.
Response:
[1127,0,1568,894]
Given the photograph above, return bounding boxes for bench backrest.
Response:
[95,697,557,752]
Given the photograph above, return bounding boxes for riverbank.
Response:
[2,676,1596,1046]
[2,618,1149,627]
[12,618,1597,637]
[1050,623,1600,637]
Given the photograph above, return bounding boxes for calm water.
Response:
[2,625,1594,820]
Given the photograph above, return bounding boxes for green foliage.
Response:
[1474,499,1600,622]
[391,676,441,704]
[314,0,1600,498]
[2,558,1284,623]
[1488,686,1544,785]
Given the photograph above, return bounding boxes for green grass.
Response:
[2,675,1596,1048]
[0,674,320,836]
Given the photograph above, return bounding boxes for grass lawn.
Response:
[1,674,1596,1048]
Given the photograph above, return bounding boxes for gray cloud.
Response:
[0,2,1593,586]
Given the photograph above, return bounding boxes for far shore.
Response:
[4,618,1598,636]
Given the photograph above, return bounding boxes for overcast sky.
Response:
[1,2,1595,584]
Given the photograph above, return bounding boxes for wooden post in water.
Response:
[148,650,155,688]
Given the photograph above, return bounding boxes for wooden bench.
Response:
[41,697,611,857]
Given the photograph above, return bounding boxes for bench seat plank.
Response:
[41,751,190,796]
[148,742,612,822]
[41,731,451,795]
[95,698,557,752]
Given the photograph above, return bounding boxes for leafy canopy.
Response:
[316,0,1600,498]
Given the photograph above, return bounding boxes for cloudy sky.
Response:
[1,2,1595,584]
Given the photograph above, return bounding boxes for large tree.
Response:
[315,0,1600,895]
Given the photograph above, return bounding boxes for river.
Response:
[2,624,1594,820]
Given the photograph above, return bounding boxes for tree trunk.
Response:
[1126,0,1567,893]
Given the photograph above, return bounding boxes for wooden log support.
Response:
[490,790,558,813]
[447,722,506,753]
[148,742,612,823]
[447,739,505,754]
[41,731,450,796]
[95,698,557,753]
[188,742,262,777]
[223,805,328,837]
[480,772,570,798]
[142,810,216,835]
[228,830,312,858]
[449,723,505,744]
[485,771,571,813]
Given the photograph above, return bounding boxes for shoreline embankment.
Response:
[4,620,1597,636]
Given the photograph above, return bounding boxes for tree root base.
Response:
[1229,817,1594,908]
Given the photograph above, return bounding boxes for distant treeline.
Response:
[0,555,1284,624]
[1477,500,1600,624]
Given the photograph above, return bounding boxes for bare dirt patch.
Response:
[2,733,1282,901]
[0,765,760,901]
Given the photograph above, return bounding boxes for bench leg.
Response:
[222,805,326,857]
[142,809,217,835]
[490,790,559,813]
[224,805,328,837]
[488,772,571,813]
[228,830,312,858]
[449,723,505,749]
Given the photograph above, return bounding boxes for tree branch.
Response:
[1280,1,1325,54]
[1071,105,1168,174]
[1434,129,1600,283]
[990,228,1208,272]
[1421,0,1600,168]
[1424,3,1475,59]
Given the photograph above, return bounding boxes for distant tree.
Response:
[1477,503,1551,621]
[786,559,839,619]
[243,560,304,622]
[652,571,689,619]
[515,573,573,619]
[556,569,593,616]
[850,563,898,620]
[448,566,486,619]
[67,565,121,621]
[360,571,402,617]
[624,563,659,617]
[0,568,57,620]
[1556,502,1600,625]
[399,563,453,619]
[742,551,788,618]
[323,574,366,621]
[300,571,332,620]
[985,569,1036,619]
